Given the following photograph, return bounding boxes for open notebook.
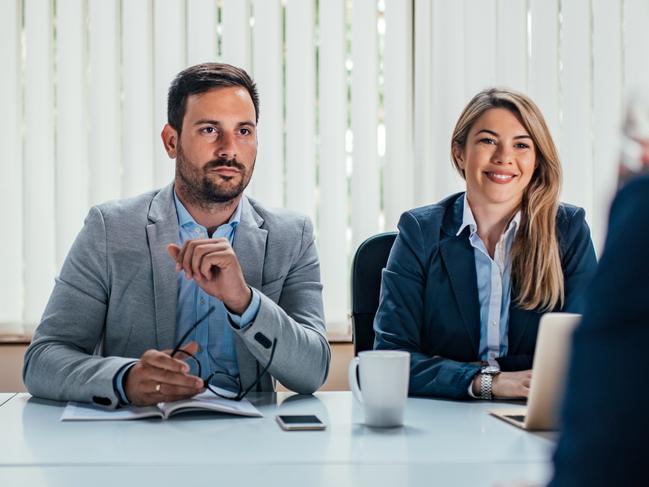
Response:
[61,390,262,421]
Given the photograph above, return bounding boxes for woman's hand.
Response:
[472,369,532,399]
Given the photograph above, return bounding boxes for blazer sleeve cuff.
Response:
[113,361,138,406]
[226,288,261,330]
[87,356,141,410]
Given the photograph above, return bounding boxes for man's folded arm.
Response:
[23,207,130,409]
[230,216,331,395]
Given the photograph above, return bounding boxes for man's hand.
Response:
[167,239,252,314]
[472,369,532,399]
[124,342,204,406]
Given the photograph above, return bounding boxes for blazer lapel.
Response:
[439,194,481,356]
[232,196,269,388]
[439,236,481,356]
[146,184,179,350]
[233,197,267,291]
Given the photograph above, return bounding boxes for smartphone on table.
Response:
[275,414,326,431]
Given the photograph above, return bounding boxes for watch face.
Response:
[481,365,500,375]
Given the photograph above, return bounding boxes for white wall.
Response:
[1,0,646,333]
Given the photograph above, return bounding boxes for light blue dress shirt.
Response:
[172,193,260,391]
[114,194,261,403]
[456,195,520,364]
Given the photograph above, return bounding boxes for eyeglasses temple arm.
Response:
[171,306,215,357]
[237,338,278,400]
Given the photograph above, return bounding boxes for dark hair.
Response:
[167,63,259,132]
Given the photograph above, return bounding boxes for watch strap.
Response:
[480,373,493,400]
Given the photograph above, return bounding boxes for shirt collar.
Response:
[506,209,522,237]
[457,194,478,236]
[456,193,521,238]
[173,190,242,230]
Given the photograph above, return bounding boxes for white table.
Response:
[0,393,16,408]
[0,392,554,486]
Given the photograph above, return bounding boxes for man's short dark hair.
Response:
[167,63,259,132]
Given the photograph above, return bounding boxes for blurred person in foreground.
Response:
[548,91,649,487]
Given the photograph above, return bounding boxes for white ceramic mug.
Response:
[348,350,410,427]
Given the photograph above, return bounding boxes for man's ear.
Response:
[161,124,178,158]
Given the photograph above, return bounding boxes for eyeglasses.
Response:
[170,306,278,401]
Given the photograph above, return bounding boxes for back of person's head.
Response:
[620,88,649,187]
[451,88,564,311]
[167,63,260,133]
[623,88,649,141]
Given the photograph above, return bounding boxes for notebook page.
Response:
[61,402,162,421]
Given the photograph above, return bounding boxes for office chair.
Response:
[350,231,397,356]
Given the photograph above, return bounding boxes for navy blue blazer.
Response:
[549,175,649,487]
[374,192,597,399]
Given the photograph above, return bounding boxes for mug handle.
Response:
[348,357,363,404]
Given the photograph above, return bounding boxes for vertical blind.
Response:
[1,0,648,334]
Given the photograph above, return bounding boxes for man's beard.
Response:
[175,142,253,207]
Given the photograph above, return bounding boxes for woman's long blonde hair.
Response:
[450,88,563,311]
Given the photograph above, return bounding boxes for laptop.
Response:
[489,312,581,431]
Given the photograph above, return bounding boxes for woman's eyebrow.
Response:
[475,129,531,139]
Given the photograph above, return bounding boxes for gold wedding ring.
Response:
[155,383,161,393]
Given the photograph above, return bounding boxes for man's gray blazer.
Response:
[23,183,331,408]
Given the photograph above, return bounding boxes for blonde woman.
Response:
[373,88,597,400]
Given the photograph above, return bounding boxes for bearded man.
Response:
[23,63,330,408]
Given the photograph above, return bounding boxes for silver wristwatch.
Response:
[479,365,501,400]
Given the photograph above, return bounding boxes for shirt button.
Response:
[200,298,205,305]
[491,321,497,327]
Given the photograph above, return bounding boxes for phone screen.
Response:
[278,415,321,424]
[276,415,325,430]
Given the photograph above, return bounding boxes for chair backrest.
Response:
[350,231,398,355]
